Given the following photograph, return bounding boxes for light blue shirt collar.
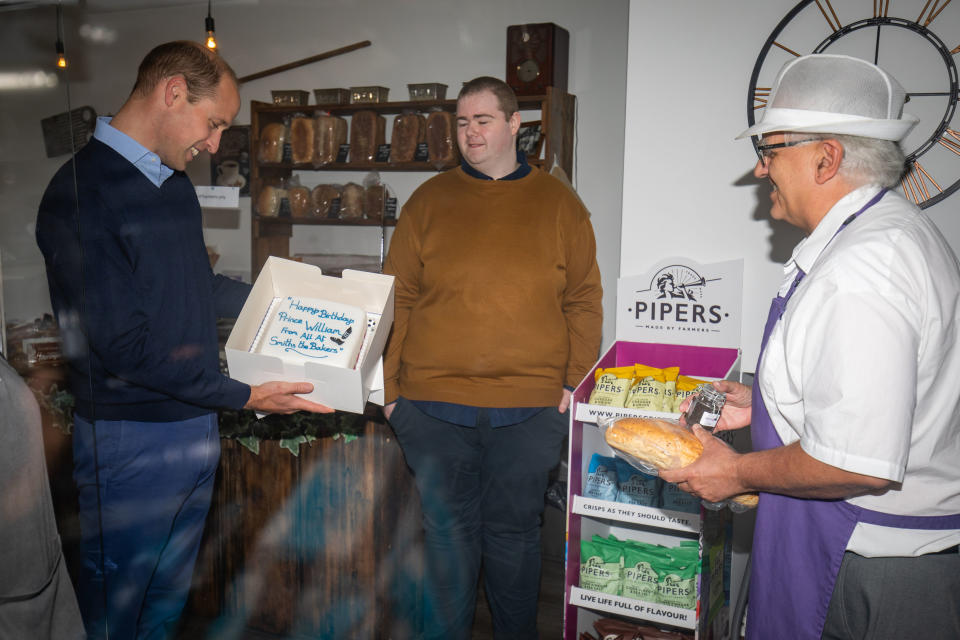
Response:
[92,116,175,187]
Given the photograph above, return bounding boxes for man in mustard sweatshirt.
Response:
[383,76,602,640]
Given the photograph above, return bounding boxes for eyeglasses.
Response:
[754,138,818,164]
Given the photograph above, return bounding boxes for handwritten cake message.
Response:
[260,296,363,365]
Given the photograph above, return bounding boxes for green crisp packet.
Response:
[579,538,622,594]
[622,544,665,603]
[657,568,698,610]
[657,543,700,609]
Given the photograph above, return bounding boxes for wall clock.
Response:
[747,0,959,208]
[506,23,569,96]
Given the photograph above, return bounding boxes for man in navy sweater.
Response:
[36,41,331,640]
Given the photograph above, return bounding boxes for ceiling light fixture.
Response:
[205,0,217,51]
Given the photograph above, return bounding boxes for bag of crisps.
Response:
[588,366,635,407]
[624,364,666,411]
[672,374,710,413]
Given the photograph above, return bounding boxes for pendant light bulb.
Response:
[205,1,217,50]
[55,4,67,68]
[56,41,67,68]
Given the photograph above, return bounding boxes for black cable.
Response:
[58,3,110,637]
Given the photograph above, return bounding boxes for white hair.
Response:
[787,132,906,188]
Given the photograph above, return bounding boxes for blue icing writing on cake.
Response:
[256,296,367,368]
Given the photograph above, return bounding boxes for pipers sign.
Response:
[617,258,743,349]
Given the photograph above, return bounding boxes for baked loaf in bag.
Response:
[391,113,426,162]
[426,110,459,169]
[315,114,347,164]
[289,116,315,164]
[349,111,385,163]
[602,416,758,509]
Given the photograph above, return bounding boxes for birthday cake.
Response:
[253,296,367,369]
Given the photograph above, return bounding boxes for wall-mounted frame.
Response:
[517,120,544,158]
[210,125,251,196]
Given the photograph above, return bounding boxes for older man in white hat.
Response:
[661,54,960,640]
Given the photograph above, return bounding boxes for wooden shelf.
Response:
[250,94,555,116]
[256,215,397,227]
[250,88,575,278]
[257,160,455,172]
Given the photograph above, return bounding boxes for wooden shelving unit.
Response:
[249,88,576,278]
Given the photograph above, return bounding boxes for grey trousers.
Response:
[822,547,960,640]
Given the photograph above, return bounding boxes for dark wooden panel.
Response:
[221,438,302,635]
[186,418,423,638]
[297,421,423,638]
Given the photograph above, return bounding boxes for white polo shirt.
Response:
[757,185,960,557]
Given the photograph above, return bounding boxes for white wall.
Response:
[624,0,960,367]
[1,0,627,348]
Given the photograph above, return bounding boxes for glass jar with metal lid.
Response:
[684,384,726,431]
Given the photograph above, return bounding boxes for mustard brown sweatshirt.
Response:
[383,165,602,407]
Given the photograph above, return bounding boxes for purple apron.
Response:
[746,189,960,639]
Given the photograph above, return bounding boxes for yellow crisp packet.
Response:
[588,366,635,406]
[673,375,709,413]
[625,364,666,411]
[662,366,680,413]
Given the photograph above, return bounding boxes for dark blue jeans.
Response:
[72,414,220,640]
[388,398,568,640]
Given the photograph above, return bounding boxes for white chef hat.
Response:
[737,54,918,141]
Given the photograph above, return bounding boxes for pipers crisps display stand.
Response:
[564,258,743,640]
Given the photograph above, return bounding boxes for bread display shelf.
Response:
[256,215,396,227]
[257,160,459,172]
[565,339,742,639]
[250,89,575,279]
[568,586,696,629]
[572,495,701,533]
[251,95,555,116]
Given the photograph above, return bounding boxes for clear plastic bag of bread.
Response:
[362,171,386,222]
[255,181,287,217]
[288,112,315,164]
[599,415,758,512]
[426,108,459,170]
[311,183,342,218]
[314,112,348,166]
[257,119,289,164]
[284,175,313,218]
[339,182,365,219]
[390,111,426,163]
[349,110,386,164]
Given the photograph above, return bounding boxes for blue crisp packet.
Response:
[614,457,660,507]
[584,454,619,502]
[660,481,701,514]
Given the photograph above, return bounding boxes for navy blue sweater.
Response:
[37,139,252,421]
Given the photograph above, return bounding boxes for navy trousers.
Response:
[388,398,569,640]
[72,414,219,640]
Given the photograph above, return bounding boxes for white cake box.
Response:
[225,256,394,414]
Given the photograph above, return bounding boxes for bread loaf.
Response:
[256,185,285,217]
[364,184,385,221]
[731,492,759,508]
[605,416,759,509]
[288,186,312,218]
[605,417,703,471]
[390,113,426,162]
[258,123,287,163]
[426,110,459,169]
[315,114,347,164]
[349,111,385,163]
[311,184,341,218]
[290,117,315,164]
[339,182,364,219]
